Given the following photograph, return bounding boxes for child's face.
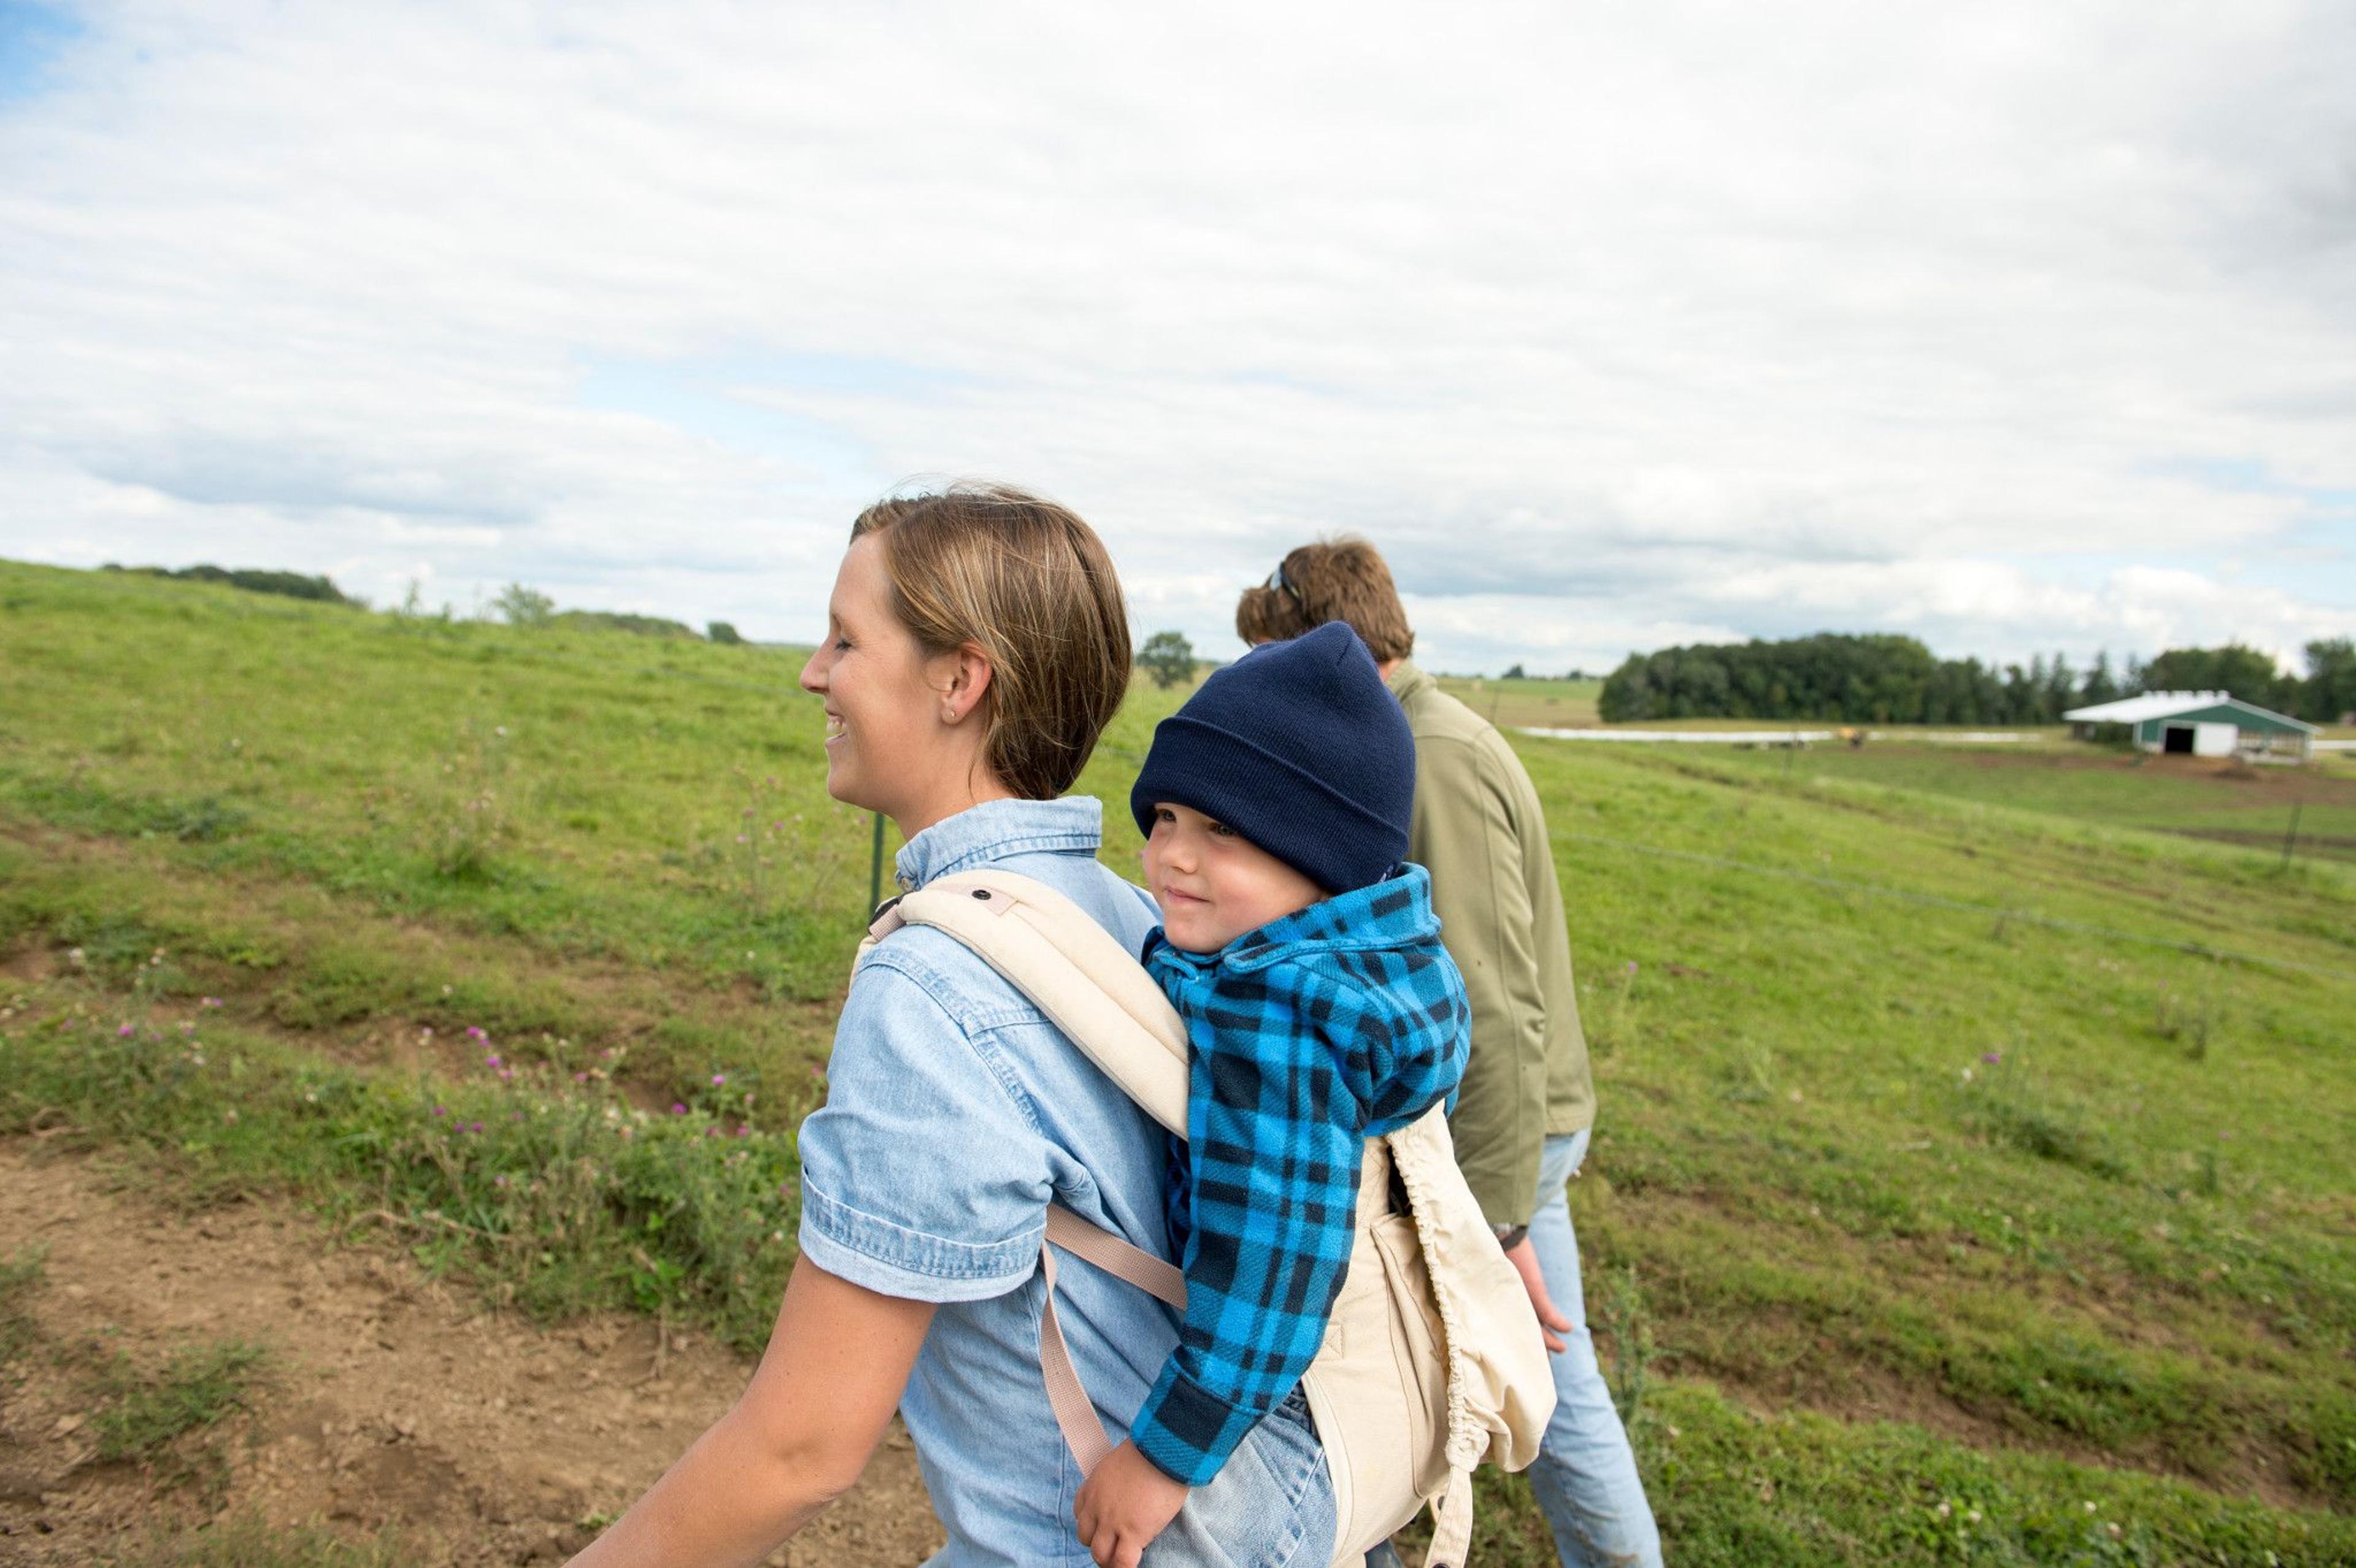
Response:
[1142,802,1326,953]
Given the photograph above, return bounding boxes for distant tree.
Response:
[1501,663,1527,680]
[1139,630,1196,690]
[2077,651,2122,707]
[494,583,556,626]
[2138,644,2292,709]
[707,621,745,645]
[2303,637,2356,722]
[1599,633,1941,723]
[104,563,352,605]
[552,609,698,639]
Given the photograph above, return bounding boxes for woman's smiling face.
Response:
[799,535,960,828]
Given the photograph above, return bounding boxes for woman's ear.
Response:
[934,643,996,726]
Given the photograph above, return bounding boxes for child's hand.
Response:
[1074,1441,1188,1568]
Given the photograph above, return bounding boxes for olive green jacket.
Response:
[1388,662,1596,1228]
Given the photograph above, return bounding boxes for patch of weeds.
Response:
[2152,986,2217,1061]
[2298,1391,2356,1506]
[155,794,251,844]
[0,775,250,845]
[1954,1055,2125,1180]
[428,720,515,882]
[45,910,175,983]
[1585,958,1641,1057]
[1396,1379,2356,1567]
[104,1511,402,1567]
[0,1246,45,1371]
[1601,1261,1658,1433]
[1715,1037,1777,1104]
[0,1016,804,1353]
[91,1339,271,1464]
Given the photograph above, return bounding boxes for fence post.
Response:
[2279,799,2303,871]
[869,811,886,914]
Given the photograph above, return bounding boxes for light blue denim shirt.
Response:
[797,797,1334,1568]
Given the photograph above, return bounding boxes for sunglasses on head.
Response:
[1264,564,1303,605]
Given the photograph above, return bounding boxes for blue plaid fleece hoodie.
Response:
[1129,863,1469,1486]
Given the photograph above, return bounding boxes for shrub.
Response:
[1138,629,1196,690]
[103,564,352,605]
[493,583,556,626]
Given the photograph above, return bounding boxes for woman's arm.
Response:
[567,1258,935,1568]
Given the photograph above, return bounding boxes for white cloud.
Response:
[1,0,2350,672]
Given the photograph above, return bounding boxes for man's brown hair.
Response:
[1233,536,1414,662]
[850,483,1131,799]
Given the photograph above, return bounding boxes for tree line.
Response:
[103,562,353,604]
[1598,633,2356,726]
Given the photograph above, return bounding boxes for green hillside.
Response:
[4,558,2354,1566]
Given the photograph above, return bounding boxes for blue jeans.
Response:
[1147,1387,1335,1567]
[1366,1131,1660,1568]
[1523,1129,1660,1567]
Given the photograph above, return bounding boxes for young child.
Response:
[1073,621,1471,1566]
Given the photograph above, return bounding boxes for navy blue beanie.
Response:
[1130,621,1414,894]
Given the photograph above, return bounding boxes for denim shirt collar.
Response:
[893,796,1107,891]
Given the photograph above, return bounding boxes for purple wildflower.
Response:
[432,1105,448,1116]
[733,1124,751,1137]
[710,1074,728,1087]
[671,1102,688,1115]
[117,1023,136,1037]
[1981,1051,2003,1066]
[466,1026,488,1042]
[200,996,223,1008]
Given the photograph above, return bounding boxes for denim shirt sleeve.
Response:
[795,948,1054,1302]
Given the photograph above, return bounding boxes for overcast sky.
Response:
[3,1,2351,675]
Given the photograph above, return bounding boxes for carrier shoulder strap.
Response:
[863,869,1196,1473]
[862,869,1191,1137]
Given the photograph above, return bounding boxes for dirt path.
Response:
[0,1141,945,1566]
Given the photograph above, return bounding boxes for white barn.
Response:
[2061,691,2317,761]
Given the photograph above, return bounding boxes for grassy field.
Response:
[4,558,2355,1565]
[1431,673,1603,729]
[1696,741,2356,865]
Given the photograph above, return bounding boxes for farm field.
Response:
[1700,742,2356,864]
[1431,674,1603,729]
[3,558,2354,1566]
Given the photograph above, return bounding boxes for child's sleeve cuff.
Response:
[1127,1360,1264,1488]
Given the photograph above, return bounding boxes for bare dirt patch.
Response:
[0,1141,944,1566]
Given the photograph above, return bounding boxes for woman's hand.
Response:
[566,1259,934,1568]
[1503,1235,1574,1353]
[1073,1440,1189,1568]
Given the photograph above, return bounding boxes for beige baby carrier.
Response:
[863,870,1555,1567]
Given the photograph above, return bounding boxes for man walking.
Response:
[1236,540,1661,1568]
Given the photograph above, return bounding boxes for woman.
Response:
[569,485,1335,1568]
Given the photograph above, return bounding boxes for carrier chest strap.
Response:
[1036,1204,1186,1475]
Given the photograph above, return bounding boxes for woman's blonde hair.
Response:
[1233,536,1415,661]
[850,484,1131,800]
